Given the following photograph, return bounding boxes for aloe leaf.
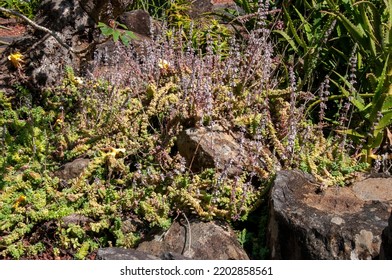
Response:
[284,6,307,49]
[243,0,251,14]
[273,30,299,52]
[335,128,366,138]
[357,2,378,55]
[331,46,346,58]
[371,130,385,149]
[389,0,392,25]
[331,70,355,89]
[304,0,313,9]
[382,95,392,111]
[337,12,367,46]
[293,6,313,42]
[363,1,383,48]
[323,117,340,126]
[234,0,251,14]
[375,110,392,131]
[385,0,392,44]
[328,8,373,57]
[342,87,366,112]
[369,55,389,121]
[331,72,366,111]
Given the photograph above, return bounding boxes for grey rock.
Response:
[380,211,392,259]
[352,177,392,201]
[267,170,392,260]
[136,220,249,260]
[36,0,94,32]
[176,124,275,177]
[62,213,93,227]
[177,125,243,174]
[79,0,133,23]
[96,247,190,260]
[54,158,90,180]
[189,0,237,18]
[119,10,151,36]
[97,248,160,260]
[121,218,144,234]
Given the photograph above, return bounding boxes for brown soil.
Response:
[0,17,27,37]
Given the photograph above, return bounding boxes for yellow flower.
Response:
[13,195,26,209]
[8,52,24,69]
[74,76,84,85]
[103,147,126,158]
[158,59,171,70]
[55,117,64,126]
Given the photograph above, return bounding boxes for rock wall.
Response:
[97,220,249,260]
[268,170,392,260]
[136,219,249,260]
[380,211,392,259]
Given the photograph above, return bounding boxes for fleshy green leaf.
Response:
[112,30,120,42]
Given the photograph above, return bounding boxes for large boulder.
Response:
[136,219,249,260]
[96,247,190,260]
[267,170,392,259]
[97,247,160,260]
[177,125,246,175]
[380,211,392,259]
[176,124,276,177]
[118,10,152,37]
[79,0,132,23]
[189,0,237,18]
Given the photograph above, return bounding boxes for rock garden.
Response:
[0,0,391,260]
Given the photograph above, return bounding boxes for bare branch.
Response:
[0,40,11,45]
[0,25,12,30]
